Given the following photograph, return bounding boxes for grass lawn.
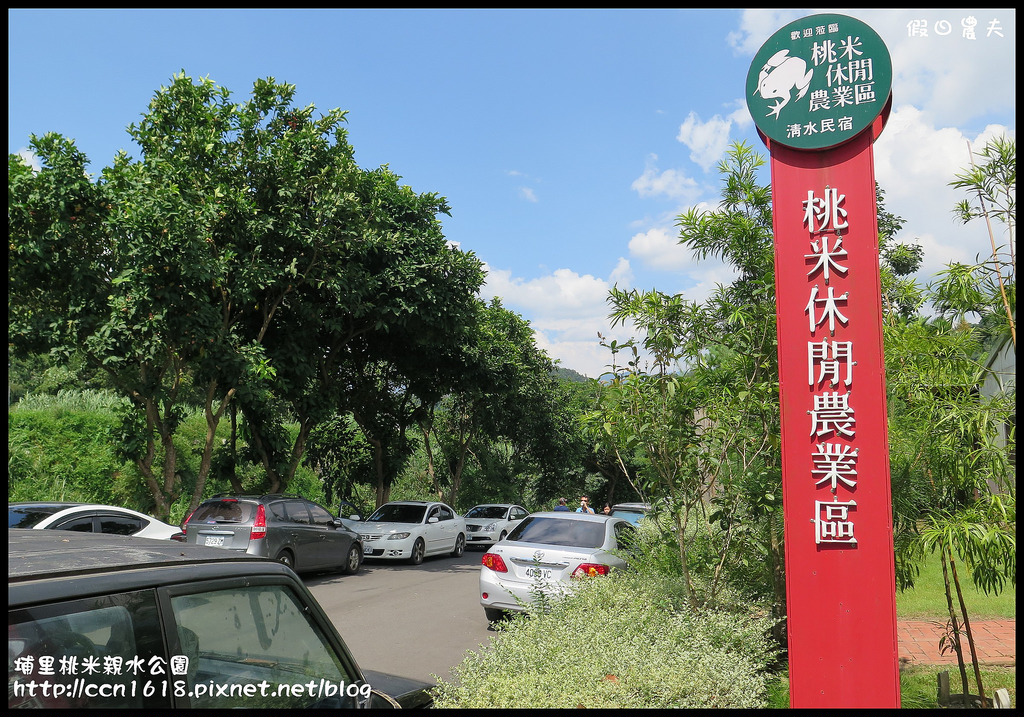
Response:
[896,551,1015,620]
[767,666,1015,709]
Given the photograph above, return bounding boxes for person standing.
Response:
[576,496,595,514]
[553,497,570,512]
[601,503,612,516]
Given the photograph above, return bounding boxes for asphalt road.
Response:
[305,547,496,685]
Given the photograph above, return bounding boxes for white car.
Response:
[463,503,530,547]
[358,500,467,564]
[479,511,637,622]
[8,502,184,541]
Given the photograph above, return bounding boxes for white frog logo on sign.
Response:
[754,49,813,118]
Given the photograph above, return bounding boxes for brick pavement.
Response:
[898,618,1015,666]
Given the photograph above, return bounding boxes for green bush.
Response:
[432,568,779,708]
[9,392,139,505]
[9,390,333,522]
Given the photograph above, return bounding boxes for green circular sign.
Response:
[746,13,892,150]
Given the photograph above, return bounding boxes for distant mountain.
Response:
[551,366,591,383]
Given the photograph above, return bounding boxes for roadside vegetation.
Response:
[9,73,1014,709]
[434,520,780,709]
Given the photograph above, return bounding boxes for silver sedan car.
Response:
[479,511,637,622]
[463,503,529,547]
[358,501,467,564]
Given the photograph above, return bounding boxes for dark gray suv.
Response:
[8,529,433,709]
[182,494,362,575]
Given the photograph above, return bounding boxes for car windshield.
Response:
[8,505,67,529]
[465,506,507,519]
[505,516,606,548]
[368,504,427,524]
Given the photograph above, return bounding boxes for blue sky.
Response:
[9,9,1016,378]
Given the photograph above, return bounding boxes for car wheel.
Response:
[409,538,425,565]
[484,607,505,623]
[450,533,465,558]
[276,550,295,570]
[341,544,362,575]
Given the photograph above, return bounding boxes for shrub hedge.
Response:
[432,568,779,708]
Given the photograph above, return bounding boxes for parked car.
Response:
[7,528,434,709]
[462,503,530,547]
[609,502,653,525]
[479,511,637,622]
[181,494,362,575]
[357,501,466,565]
[8,502,184,541]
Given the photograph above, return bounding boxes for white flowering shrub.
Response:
[432,569,779,708]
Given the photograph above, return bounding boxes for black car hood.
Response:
[362,669,435,709]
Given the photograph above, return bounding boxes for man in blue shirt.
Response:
[553,497,570,511]
[575,496,595,514]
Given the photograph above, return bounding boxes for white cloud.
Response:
[676,112,735,172]
[518,186,538,202]
[727,9,805,55]
[481,265,613,319]
[608,257,633,288]
[15,148,41,172]
[631,154,700,200]
[628,227,694,272]
[850,9,1016,128]
[873,105,1014,280]
[479,263,633,379]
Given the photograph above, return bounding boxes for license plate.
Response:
[364,545,373,555]
[524,567,552,579]
[204,535,225,547]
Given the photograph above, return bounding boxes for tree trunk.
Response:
[939,549,971,695]
[948,550,986,701]
[228,402,244,493]
[419,426,444,500]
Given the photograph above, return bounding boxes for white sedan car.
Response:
[8,502,184,540]
[463,503,530,547]
[479,511,637,622]
[358,501,467,565]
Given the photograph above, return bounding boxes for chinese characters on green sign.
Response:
[746,14,892,150]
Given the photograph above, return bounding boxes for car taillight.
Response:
[572,563,610,578]
[250,504,267,540]
[181,509,196,534]
[481,552,508,573]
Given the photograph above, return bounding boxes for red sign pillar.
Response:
[765,112,900,707]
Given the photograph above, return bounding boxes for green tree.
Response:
[9,72,483,519]
[233,162,484,498]
[885,316,1015,704]
[884,137,1016,704]
[418,299,566,508]
[941,136,1015,350]
[585,143,783,611]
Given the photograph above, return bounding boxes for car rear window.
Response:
[506,516,606,548]
[188,500,256,524]
[8,505,66,529]
[610,510,646,525]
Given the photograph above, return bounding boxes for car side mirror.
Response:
[428,516,439,523]
[349,514,361,521]
[368,689,403,709]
